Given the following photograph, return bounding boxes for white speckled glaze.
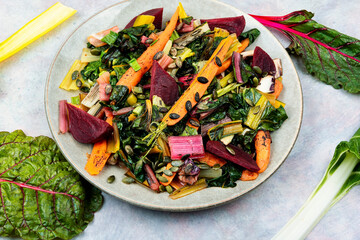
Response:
[45,0,302,211]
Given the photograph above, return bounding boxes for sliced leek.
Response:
[0,2,76,62]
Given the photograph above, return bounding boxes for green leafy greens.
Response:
[0,130,103,240]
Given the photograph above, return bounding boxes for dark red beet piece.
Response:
[150,61,179,105]
[66,103,113,144]
[232,52,243,83]
[206,141,260,172]
[200,16,245,36]
[125,8,163,29]
[252,46,276,75]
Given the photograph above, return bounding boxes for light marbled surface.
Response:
[0,0,359,239]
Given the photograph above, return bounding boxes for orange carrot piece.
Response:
[162,37,233,126]
[198,152,227,167]
[84,116,113,175]
[85,140,111,175]
[186,117,200,131]
[273,78,283,99]
[87,26,120,47]
[254,130,271,173]
[160,163,176,186]
[116,8,180,92]
[240,170,259,181]
[216,38,250,75]
[148,32,159,41]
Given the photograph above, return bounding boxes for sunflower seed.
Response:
[181,154,190,160]
[153,51,164,60]
[163,169,173,176]
[76,79,83,88]
[107,155,118,165]
[157,176,168,183]
[125,145,134,156]
[169,113,180,119]
[253,77,259,87]
[105,84,112,95]
[122,176,135,184]
[213,164,221,170]
[185,100,192,112]
[226,146,236,155]
[175,58,183,68]
[198,163,211,170]
[107,175,115,183]
[189,119,200,127]
[159,107,169,113]
[155,166,167,173]
[198,76,209,84]
[90,48,101,56]
[72,70,79,80]
[157,162,166,168]
[253,105,261,115]
[170,166,179,172]
[163,156,172,163]
[159,185,165,192]
[137,94,146,100]
[171,160,184,167]
[145,38,154,44]
[253,65,262,75]
[195,92,200,102]
[170,47,177,56]
[215,56,222,67]
[165,185,173,194]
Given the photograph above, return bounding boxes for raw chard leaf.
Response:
[250,11,360,93]
[0,130,103,240]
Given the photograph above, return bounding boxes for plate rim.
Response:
[45,0,303,212]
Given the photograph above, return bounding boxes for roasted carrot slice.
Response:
[240,170,259,181]
[144,164,160,191]
[162,37,233,126]
[273,78,283,99]
[160,163,176,186]
[254,130,271,173]
[216,38,250,75]
[198,152,227,167]
[116,7,180,92]
[85,116,113,175]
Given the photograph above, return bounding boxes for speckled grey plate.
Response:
[45,0,302,212]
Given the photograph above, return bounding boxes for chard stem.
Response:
[272,152,358,240]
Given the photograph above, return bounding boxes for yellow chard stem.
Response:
[0,2,76,62]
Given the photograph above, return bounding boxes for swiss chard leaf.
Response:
[0,130,103,240]
[250,11,360,93]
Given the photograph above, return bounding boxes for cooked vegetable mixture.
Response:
[59,4,288,199]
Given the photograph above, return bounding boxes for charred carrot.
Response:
[162,37,233,126]
[144,164,160,191]
[240,170,259,181]
[160,163,176,186]
[216,38,250,75]
[254,130,271,173]
[198,152,227,167]
[116,8,179,92]
[273,78,283,99]
[85,116,113,175]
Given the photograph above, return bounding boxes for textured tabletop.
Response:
[1,0,360,239]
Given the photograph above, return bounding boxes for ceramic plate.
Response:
[45,0,303,211]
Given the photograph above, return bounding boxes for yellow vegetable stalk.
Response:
[59,60,87,91]
[133,15,155,30]
[0,2,76,62]
[178,2,188,19]
[244,95,269,129]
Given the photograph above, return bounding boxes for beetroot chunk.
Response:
[150,61,179,105]
[125,8,163,29]
[66,103,113,144]
[206,141,260,172]
[200,16,245,36]
[252,46,276,75]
